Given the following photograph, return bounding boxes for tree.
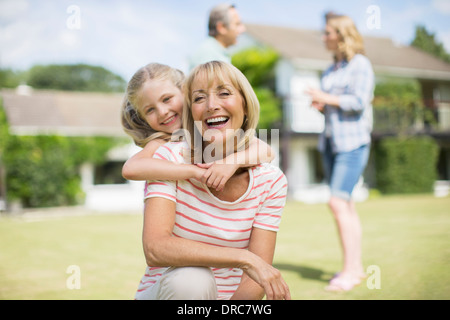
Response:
[411,25,450,63]
[27,64,126,92]
[0,68,27,89]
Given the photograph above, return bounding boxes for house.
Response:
[2,25,449,210]
[0,86,144,212]
[243,24,450,202]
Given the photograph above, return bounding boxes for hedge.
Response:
[375,136,439,194]
[2,135,124,208]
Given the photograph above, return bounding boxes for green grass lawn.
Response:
[0,194,449,300]
[275,194,450,300]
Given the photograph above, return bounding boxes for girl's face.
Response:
[190,73,246,147]
[323,24,340,51]
[138,79,183,134]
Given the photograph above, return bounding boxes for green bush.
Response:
[232,47,279,88]
[253,87,282,130]
[232,47,282,129]
[3,134,123,208]
[375,136,439,194]
[372,79,436,134]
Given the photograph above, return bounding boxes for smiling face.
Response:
[138,79,183,134]
[183,61,260,163]
[190,73,246,148]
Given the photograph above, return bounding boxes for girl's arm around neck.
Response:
[196,138,275,192]
[122,139,205,181]
[232,138,274,167]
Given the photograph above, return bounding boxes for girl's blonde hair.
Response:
[182,61,259,163]
[121,63,184,147]
[326,13,365,61]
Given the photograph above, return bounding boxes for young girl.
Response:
[121,62,274,191]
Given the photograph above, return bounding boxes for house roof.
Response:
[1,87,126,137]
[245,24,450,81]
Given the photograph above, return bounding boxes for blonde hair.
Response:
[121,63,184,147]
[326,14,365,61]
[182,61,259,163]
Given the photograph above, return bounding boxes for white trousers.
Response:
[136,267,218,300]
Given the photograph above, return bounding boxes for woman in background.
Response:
[306,13,375,292]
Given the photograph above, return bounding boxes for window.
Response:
[94,161,127,185]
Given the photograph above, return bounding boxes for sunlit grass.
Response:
[0,194,448,300]
[0,213,144,300]
[275,194,450,300]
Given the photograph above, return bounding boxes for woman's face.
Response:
[138,79,183,134]
[323,24,340,51]
[190,73,246,148]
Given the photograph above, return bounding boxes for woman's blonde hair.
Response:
[182,61,259,163]
[121,63,184,147]
[326,13,365,61]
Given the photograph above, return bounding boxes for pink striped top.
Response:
[135,141,288,300]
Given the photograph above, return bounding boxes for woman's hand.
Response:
[311,100,325,113]
[196,162,240,192]
[241,252,291,300]
[305,87,340,108]
[234,228,291,300]
[305,87,327,104]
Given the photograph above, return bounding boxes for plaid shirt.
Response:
[318,54,375,153]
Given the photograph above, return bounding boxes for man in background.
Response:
[188,3,246,70]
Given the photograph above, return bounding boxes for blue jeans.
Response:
[322,139,370,201]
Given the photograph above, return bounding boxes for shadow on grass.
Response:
[273,263,333,283]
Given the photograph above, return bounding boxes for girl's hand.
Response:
[191,165,207,182]
[196,162,240,192]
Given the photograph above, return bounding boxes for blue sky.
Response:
[1,0,449,80]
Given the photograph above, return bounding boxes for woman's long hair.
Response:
[326,13,365,61]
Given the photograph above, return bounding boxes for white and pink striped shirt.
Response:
[135,141,288,300]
